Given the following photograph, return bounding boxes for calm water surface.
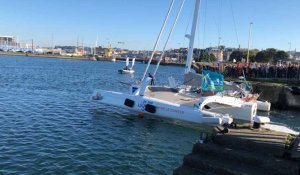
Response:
[0,55,299,174]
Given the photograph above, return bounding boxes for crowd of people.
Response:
[196,62,300,79]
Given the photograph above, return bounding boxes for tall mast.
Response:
[32,39,34,53]
[246,22,253,64]
[185,0,201,73]
[82,37,84,55]
[94,35,98,56]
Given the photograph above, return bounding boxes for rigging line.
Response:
[177,74,201,88]
[183,5,193,49]
[202,0,208,48]
[218,0,222,39]
[196,0,203,49]
[197,14,199,49]
[229,0,240,46]
[153,0,186,77]
[141,0,175,82]
[196,0,201,49]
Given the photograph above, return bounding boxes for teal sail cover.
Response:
[201,70,224,92]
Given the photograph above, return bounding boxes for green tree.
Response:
[198,53,217,62]
[229,50,244,62]
[274,50,289,63]
[199,53,208,62]
[255,51,268,62]
[209,53,217,62]
[265,48,277,62]
[255,49,277,63]
[248,49,259,62]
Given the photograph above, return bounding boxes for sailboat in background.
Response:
[118,57,135,74]
[111,53,117,62]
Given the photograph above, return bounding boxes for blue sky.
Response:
[0,0,299,51]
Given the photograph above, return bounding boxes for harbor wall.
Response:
[252,83,300,110]
[174,126,300,175]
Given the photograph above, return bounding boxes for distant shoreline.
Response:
[0,51,95,61]
[0,51,187,67]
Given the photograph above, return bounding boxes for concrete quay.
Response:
[174,124,300,175]
[252,83,300,110]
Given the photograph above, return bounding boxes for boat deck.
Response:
[144,86,200,106]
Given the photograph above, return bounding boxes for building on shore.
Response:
[294,52,300,61]
[223,48,236,62]
[95,46,112,58]
[0,36,18,47]
[204,46,224,62]
[290,51,300,61]
[0,35,33,52]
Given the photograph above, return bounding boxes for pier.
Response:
[174,124,300,175]
[116,57,185,67]
[252,82,300,110]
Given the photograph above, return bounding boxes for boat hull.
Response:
[118,69,134,74]
[200,95,257,122]
[92,90,231,125]
[257,100,271,112]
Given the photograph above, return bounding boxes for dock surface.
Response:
[174,124,300,175]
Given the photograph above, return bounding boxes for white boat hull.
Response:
[118,69,134,74]
[92,89,232,125]
[257,100,271,112]
[200,95,257,122]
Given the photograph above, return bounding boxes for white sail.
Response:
[131,57,135,68]
[126,57,129,66]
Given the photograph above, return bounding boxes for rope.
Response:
[153,0,186,77]
[202,0,208,48]
[229,0,240,47]
[141,0,175,82]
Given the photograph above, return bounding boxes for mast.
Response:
[94,35,98,56]
[31,39,34,53]
[82,37,84,55]
[185,0,201,74]
[246,22,253,64]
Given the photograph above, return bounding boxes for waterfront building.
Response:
[95,46,112,58]
[223,48,236,62]
[204,46,224,62]
[0,35,33,52]
[290,51,300,61]
[294,52,300,61]
[0,36,18,47]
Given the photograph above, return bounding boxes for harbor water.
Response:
[0,55,299,174]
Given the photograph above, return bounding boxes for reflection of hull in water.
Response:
[118,69,134,74]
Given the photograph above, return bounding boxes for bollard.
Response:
[198,132,207,144]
